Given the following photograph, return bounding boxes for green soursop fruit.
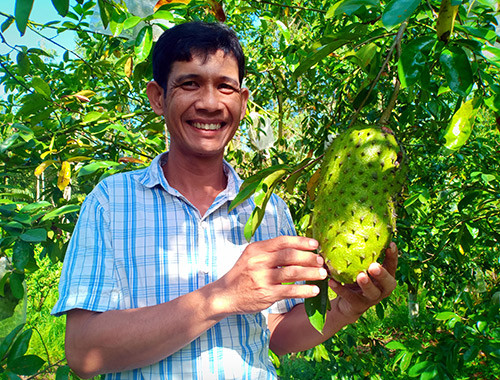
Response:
[312,124,406,284]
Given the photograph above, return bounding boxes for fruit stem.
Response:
[348,20,408,128]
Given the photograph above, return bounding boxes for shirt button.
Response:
[200,221,208,229]
[199,265,209,274]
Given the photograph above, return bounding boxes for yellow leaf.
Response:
[75,90,96,98]
[124,56,133,78]
[154,0,190,12]
[307,169,321,201]
[40,149,57,159]
[57,161,71,191]
[66,156,92,163]
[207,0,226,22]
[35,160,56,176]
[118,157,144,164]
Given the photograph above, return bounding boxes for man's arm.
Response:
[65,236,327,378]
[268,242,398,355]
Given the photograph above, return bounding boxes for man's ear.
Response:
[239,87,250,121]
[146,81,165,116]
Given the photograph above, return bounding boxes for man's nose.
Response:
[195,86,223,112]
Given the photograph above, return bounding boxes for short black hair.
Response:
[152,21,246,91]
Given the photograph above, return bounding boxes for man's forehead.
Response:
[169,50,239,78]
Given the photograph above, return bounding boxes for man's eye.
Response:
[219,84,238,94]
[181,81,198,89]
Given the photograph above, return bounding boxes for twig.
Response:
[0,59,33,93]
[267,71,285,142]
[27,25,95,74]
[249,0,326,13]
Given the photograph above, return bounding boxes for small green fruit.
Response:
[312,124,406,284]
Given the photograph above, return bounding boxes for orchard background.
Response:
[0,0,499,378]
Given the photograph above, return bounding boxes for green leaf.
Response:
[14,0,35,36]
[134,25,153,62]
[408,360,432,377]
[400,351,414,371]
[16,52,30,76]
[386,341,407,350]
[109,8,127,37]
[78,161,120,177]
[464,345,480,362]
[228,180,260,212]
[55,365,71,380]
[41,204,80,222]
[0,324,25,360]
[481,45,500,68]
[97,0,111,28]
[435,311,458,321]
[30,77,51,99]
[305,277,330,333]
[1,221,24,236]
[382,0,421,28]
[443,98,478,152]
[19,228,47,243]
[16,93,50,118]
[244,206,266,242]
[229,165,290,212]
[293,39,351,79]
[82,111,103,124]
[12,240,32,271]
[149,10,174,22]
[1,17,15,33]
[439,46,473,97]
[51,0,69,16]
[9,273,25,300]
[326,0,378,18]
[123,16,142,30]
[0,134,20,154]
[19,201,51,214]
[375,302,385,319]
[7,355,45,376]
[398,36,435,88]
[7,329,32,363]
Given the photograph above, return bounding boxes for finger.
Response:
[367,263,397,297]
[273,265,328,284]
[254,235,319,254]
[357,271,383,300]
[382,242,398,277]
[275,282,321,300]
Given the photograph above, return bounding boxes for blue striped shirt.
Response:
[52,152,300,379]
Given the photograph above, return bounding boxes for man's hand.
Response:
[268,242,398,355]
[213,236,328,316]
[329,242,398,319]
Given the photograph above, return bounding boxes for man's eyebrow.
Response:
[172,74,240,87]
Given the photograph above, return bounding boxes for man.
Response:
[52,21,397,379]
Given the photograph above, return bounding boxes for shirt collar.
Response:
[138,152,242,201]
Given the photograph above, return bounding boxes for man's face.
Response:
[156,50,248,160]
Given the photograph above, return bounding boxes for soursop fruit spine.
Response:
[312,124,406,284]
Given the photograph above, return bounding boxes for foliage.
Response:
[0,0,499,378]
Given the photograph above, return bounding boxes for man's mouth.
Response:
[192,122,224,131]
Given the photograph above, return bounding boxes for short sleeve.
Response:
[51,183,119,316]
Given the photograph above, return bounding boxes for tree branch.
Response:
[348,20,408,127]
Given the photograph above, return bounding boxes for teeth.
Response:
[193,122,222,130]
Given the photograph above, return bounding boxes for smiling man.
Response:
[52,22,398,379]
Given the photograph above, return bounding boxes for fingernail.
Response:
[319,268,327,278]
[316,256,324,265]
[360,275,370,285]
[309,239,319,248]
[312,286,320,295]
[370,263,381,276]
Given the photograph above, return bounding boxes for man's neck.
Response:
[162,150,227,216]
